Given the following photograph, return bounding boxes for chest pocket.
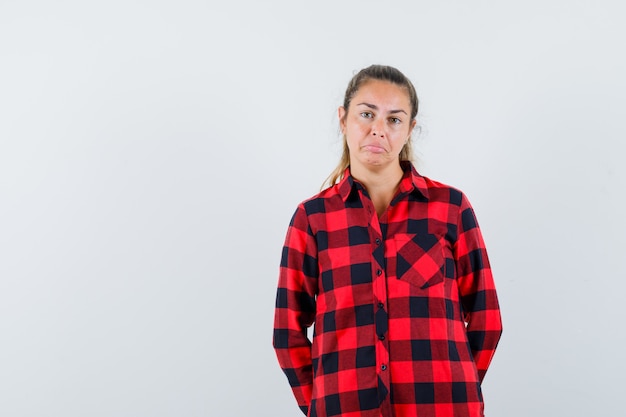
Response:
[394,233,445,289]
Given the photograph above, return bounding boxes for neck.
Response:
[351,162,404,191]
[350,162,404,217]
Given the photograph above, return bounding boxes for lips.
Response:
[362,143,387,154]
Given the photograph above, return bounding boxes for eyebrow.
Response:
[356,102,408,115]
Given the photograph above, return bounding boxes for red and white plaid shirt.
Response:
[273,162,502,417]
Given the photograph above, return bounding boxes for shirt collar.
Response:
[337,161,430,202]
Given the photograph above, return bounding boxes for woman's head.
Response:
[324,65,419,188]
[342,65,419,123]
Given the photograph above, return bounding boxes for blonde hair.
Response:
[322,65,419,189]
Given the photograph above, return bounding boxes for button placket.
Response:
[365,196,390,400]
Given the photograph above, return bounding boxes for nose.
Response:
[371,120,385,137]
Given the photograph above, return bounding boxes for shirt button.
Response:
[381,364,387,371]
[375,238,381,245]
[378,302,384,309]
[376,269,382,276]
[378,335,385,341]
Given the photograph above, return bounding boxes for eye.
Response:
[389,117,402,125]
[360,111,373,119]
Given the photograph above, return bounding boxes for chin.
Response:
[366,155,389,164]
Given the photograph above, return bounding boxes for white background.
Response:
[1,1,625,416]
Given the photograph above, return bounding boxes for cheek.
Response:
[347,119,368,136]
[345,135,358,151]
[345,131,364,154]
[393,128,410,142]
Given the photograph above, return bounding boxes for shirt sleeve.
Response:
[453,193,503,383]
[273,204,318,415]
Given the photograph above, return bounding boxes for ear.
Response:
[338,106,347,134]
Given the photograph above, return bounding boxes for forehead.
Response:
[352,79,411,109]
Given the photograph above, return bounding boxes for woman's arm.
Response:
[273,204,318,414]
[454,193,503,382]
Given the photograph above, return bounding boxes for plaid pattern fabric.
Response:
[273,162,502,417]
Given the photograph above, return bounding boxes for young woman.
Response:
[273,65,502,417]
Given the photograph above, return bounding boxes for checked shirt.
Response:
[273,162,502,417]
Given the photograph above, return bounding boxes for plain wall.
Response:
[1,1,625,416]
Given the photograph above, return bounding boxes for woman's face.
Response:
[339,79,416,173]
